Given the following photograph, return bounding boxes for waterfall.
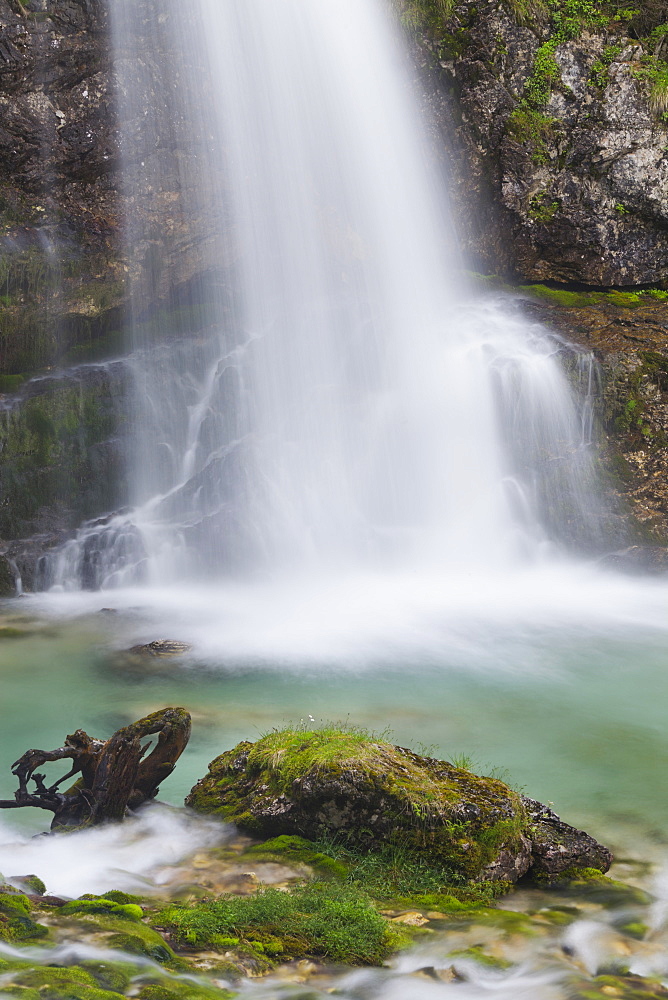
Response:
[42,0,611,591]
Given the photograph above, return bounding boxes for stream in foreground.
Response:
[0,566,667,997]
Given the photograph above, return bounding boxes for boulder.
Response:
[126,640,192,658]
[521,796,613,877]
[186,728,612,884]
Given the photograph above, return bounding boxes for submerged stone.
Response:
[126,640,193,658]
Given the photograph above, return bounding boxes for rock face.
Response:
[407,1,668,285]
[0,361,130,590]
[0,0,124,373]
[186,729,612,883]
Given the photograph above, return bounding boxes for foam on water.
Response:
[0,804,226,897]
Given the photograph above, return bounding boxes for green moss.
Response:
[154,882,406,966]
[67,916,179,966]
[15,876,46,895]
[59,899,143,921]
[77,962,134,993]
[619,920,649,939]
[135,980,235,1000]
[539,868,652,905]
[449,945,513,969]
[97,891,143,905]
[0,374,26,393]
[0,891,48,943]
[528,191,560,223]
[519,284,601,306]
[9,965,127,1000]
[535,906,580,925]
[506,108,556,163]
[0,892,31,913]
[572,973,668,1000]
[0,373,126,539]
[244,835,348,878]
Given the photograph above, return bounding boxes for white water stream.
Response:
[39,0,611,589]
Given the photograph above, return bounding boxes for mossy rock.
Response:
[521,800,613,879]
[243,835,348,878]
[10,875,46,895]
[60,914,178,967]
[77,961,135,993]
[58,899,143,921]
[135,978,235,1000]
[186,729,531,881]
[543,868,652,906]
[571,973,668,999]
[449,945,513,969]
[10,965,127,1000]
[0,892,48,942]
[0,556,16,597]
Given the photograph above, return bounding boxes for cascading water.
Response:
[40,0,613,591]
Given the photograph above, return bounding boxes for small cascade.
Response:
[43,0,618,591]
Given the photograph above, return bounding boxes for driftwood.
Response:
[0,707,191,830]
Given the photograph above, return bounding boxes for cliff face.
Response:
[0,0,124,373]
[409,0,668,287]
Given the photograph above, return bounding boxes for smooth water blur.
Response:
[1,577,668,993]
[1,567,667,852]
[34,0,609,590]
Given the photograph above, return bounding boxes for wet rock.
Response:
[521,797,613,879]
[412,4,668,285]
[0,554,16,596]
[598,546,668,575]
[126,640,193,658]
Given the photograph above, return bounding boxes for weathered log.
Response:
[0,707,191,830]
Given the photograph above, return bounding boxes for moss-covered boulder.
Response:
[0,892,49,943]
[186,728,609,883]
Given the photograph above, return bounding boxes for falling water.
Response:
[35,0,614,591]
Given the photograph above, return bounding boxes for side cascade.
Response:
[41,0,614,591]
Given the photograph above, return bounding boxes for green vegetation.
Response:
[59,898,144,922]
[154,882,407,966]
[506,108,557,163]
[0,374,126,539]
[134,980,235,1000]
[590,42,625,87]
[604,350,668,446]
[244,834,349,878]
[528,190,561,222]
[244,723,394,792]
[391,0,454,32]
[0,892,48,943]
[8,965,126,1000]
